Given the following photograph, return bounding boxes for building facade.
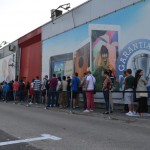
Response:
[0,0,150,102]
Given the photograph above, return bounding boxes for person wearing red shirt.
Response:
[13,79,19,104]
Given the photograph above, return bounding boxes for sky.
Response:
[0,0,88,45]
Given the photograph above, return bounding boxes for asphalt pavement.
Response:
[0,101,150,150]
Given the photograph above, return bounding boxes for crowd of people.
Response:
[0,68,149,117]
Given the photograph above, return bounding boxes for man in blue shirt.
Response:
[71,72,80,108]
[2,82,10,102]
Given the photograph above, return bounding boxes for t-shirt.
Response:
[18,82,25,91]
[3,84,10,92]
[62,80,67,91]
[30,82,34,88]
[86,75,96,90]
[34,79,41,91]
[49,77,57,90]
[56,80,62,91]
[71,77,80,91]
[13,82,19,91]
[125,75,134,90]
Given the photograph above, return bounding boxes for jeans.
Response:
[3,91,8,101]
[55,91,59,107]
[67,91,71,107]
[19,90,24,102]
[48,89,56,107]
[103,90,110,112]
[34,90,40,103]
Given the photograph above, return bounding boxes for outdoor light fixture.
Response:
[51,3,70,20]
[9,44,16,52]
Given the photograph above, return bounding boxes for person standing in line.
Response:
[108,70,115,112]
[56,77,62,107]
[2,82,10,102]
[33,76,41,104]
[18,80,25,103]
[124,69,135,116]
[70,72,80,109]
[102,70,112,114]
[66,76,71,107]
[29,79,35,104]
[47,74,58,108]
[8,81,13,101]
[84,71,96,112]
[25,81,30,106]
[13,79,19,104]
[41,77,47,105]
[75,73,80,108]
[80,72,87,110]
[135,69,148,116]
[59,76,68,108]
[44,75,49,105]
[121,71,129,112]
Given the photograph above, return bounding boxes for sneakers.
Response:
[126,111,140,117]
[143,113,150,116]
[132,111,140,116]
[132,111,136,115]
[90,109,94,112]
[103,111,109,114]
[83,109,90,113]
[126,111,133,116]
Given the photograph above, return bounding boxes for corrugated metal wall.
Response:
[19,28,41,83]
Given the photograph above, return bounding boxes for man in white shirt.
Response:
[84,71,96,112]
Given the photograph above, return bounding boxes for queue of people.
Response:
[122,69,149,116]
[0,69,149,117]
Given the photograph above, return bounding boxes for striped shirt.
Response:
[34,79,41,91]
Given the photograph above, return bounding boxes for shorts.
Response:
[41,89,46,96]
[72,91,78,99]
[124,89,134,104]
[13,91,18,97]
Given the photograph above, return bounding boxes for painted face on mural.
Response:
[101,45,108,62]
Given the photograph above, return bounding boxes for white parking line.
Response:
[0,134,61,146]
